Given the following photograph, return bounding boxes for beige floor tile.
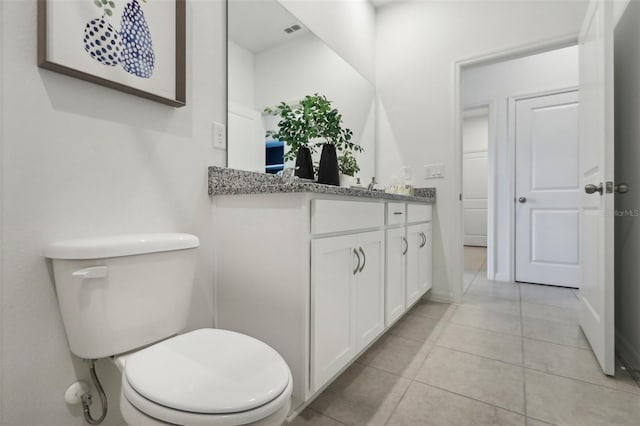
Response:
[466,277,521,301]
[388,313,440,342]
[461,293,521,316]
[451,305,522,336]
[408,299,451,320]
[356,333,428,378]
[523,339,640,394]
[387,381,524,426]
[520,284,578,309]
[437,323,523,365]
[522,316,589,349]
[287,408,346,426]
[414,346,525,413]
[310,364,411,426]
[525,369,640,426]
[521,302,578,325]
[526,419,555,426]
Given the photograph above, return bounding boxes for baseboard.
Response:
[494,273,510,283]
[616,330,640,370]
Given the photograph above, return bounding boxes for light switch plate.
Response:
[213,122,226,150]
[424,163,445,179]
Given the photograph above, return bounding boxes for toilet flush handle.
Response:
[72,266,108,279]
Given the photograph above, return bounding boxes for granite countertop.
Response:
[208,167,436,203]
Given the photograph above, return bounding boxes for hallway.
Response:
[290,248,640,425]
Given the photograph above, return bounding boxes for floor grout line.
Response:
[522,366,640,396]
[384,300,458,424]
[418,382,527,417]
[431,342,524,367]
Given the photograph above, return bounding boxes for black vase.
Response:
[295,146,314,179]
[317,144,340,186]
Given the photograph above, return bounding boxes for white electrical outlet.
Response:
[424,163,445,179]
[213,122,226,150]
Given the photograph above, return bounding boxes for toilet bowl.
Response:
[45,234,292,426]
[114,329,292,426]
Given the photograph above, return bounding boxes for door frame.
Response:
[508,87,580,283]
[452,34,578,302]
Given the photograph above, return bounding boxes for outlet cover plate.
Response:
[213,122,226,150]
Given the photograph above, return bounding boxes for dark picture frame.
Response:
[37,0,186,107]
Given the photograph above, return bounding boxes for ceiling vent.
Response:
[283,24,302,34]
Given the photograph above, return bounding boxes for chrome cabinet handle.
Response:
[402,236,408,255]
[585,183,603,195]
[353,248,360,275]
[393,212,403,215]
[358,247,366,272]
[419,232,426,248]
[518,196,527,203]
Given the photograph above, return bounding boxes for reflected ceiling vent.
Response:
[283,24,302,34]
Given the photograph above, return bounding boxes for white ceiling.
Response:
[228,1,309,54]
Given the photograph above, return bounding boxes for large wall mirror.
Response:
[227,0,376,183]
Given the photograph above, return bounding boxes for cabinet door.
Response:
[311,234,357,392]
[385,227,406,326]
[355,231,385,351]
[406,224,428,306]
[420,223,433,294]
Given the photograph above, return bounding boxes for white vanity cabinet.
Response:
[214,193,431,413]
[385,202,433,325]
[311,230,384,392]
[406,223,432,306]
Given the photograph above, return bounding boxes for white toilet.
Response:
[45,233,292,426]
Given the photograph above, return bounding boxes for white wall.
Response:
[463,45,579,281]
[614,0,640,377]
[278,0,376,83]
[463,111,488,247]
[376,0,587,300]
[0,0,227,424]
[228,41,256,109]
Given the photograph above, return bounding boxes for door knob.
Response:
[615,183,630,194]
[518,196,527,203]
[585,183,603,195]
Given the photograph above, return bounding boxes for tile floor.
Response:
[288,247,640,426]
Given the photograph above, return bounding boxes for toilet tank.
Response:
[45,233,200,360]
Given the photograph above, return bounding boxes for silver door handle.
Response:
[358,247,366,272]
[616,183,629,194]
[585,183,603,195]
[518,196,527,203]
[402,236,408,255]
[353,248,360,275]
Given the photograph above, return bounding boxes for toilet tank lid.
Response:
[44,233,200,260]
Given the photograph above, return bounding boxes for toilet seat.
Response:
[120,328,293,426]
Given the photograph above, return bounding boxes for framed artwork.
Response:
[38,0,186,107]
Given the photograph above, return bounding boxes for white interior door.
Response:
[515,91,581,287]
[463,109,489,247]
[228,102,265,173]
[578,0,615,376]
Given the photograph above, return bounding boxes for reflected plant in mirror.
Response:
[264,94,364,182]
[227,0,375,180]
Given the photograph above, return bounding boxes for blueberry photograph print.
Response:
[38,0,185,107]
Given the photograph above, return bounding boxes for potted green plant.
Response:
[338,151,360,187]
[265,94,364,184]
[264,101,316,179]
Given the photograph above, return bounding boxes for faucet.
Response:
[367,177,377,191]
[281,167,299,183]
